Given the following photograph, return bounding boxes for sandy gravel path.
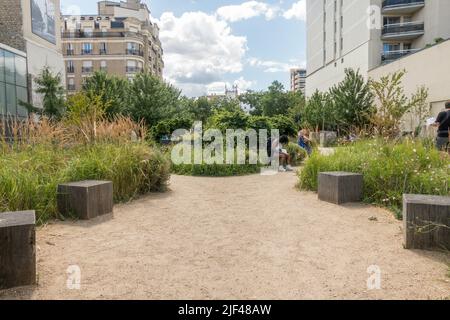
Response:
[1,172,449,300]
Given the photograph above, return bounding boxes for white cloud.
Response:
[216,1,280,23]
[283,0,306,21]
[248,57,305,73]
[158,11,248,96]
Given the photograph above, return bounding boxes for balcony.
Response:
[67,67,75,74]
[381,48,420,63]
[126,66,142,73]
[67,84,76,91]
[126,49,144,57]
[382,22,424,40]
[66,49,74,56]
[81,49,93,55]
[62,31,143,40]
[81,67,93,73]
[382,0,425,14]
[99,49,107,55]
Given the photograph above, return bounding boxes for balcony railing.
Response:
[81,49,93,55]
[62,31,143,40]
[126,66,142,73]
[99,49,107,55]
[67,84,76,91]
[126,49,144,56]
[66,49,74,56]
[381,49,420,62]
[382,0,424,9]
[382,22,424,39]
[81,67,93,73]
[67,67,75,74]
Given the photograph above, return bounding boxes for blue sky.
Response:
[61,0,306,97]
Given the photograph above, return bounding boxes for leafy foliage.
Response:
[370,70,428,138]
[329,69,375,133]
[20,67,65,120]
[82,71,130,117]
[298,139,449,217]
[128,73,182,128]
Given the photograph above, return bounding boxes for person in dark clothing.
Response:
[433,101,450,151]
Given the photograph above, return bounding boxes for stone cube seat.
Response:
[318,172,363,205]
[319,131,337,147]
[0,211,36,290]
[403,194,450,250]
[57,180,113,220]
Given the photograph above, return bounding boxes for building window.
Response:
[67,61,75,73]
[67,43,74,55]
[0,48,28,119]
[126,60,137,73]
[67,78,75,91]
[82,43,93,55]
[100,42,107,55]
[82,61,93,73]
[100,60,107,71]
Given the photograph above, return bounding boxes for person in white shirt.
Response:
[271,135,293,172]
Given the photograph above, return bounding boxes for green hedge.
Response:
[0,143,170,223]
[172,163,260,177]
[286,142,308,166]
[298,139,449,217]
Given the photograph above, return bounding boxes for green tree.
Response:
[329,68,375,133]
[301,90,335,131]
[370,70,428,138]
[207,109,249,132]
[82,71,130,118]
[128,73,181,128]
[260,81,291,117]
[20,67,65,120]
[239,90,264,116]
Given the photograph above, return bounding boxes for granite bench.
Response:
[318,172,363,205]
[57,180,113,220]
[0,211,36,290]
[403,194,450,250]
[319,131,337,147]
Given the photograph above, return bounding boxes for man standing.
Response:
[433,101,450,151]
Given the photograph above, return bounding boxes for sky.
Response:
[60,0,306,97]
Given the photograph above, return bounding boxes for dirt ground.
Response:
[1,172,449,300]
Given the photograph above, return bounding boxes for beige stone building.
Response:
[62,0,164,92]
[290,68,306,95]
[0,0,65,117]
[306,0,450,97]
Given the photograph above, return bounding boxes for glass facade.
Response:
[0,48,28,119]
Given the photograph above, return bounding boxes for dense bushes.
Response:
[286,143,308,166]
[172,163,260,177]
[298,139,449,217]
[0,142,170,223]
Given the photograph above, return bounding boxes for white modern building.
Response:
[306,0,450,97]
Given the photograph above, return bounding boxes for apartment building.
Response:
[62,0,164,92]
[306,0,450,97]
[290,68,306,95]
[0,0,65,119]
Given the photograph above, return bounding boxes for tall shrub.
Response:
[329,69,375,133]
[370,70,428,138]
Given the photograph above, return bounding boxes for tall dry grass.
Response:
[0,116,170,223]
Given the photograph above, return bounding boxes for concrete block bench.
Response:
[57,180,113,220]
[318,172,363,205]
[0,211,36,290]
[319,131,337,147]
[403,194,450,250]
